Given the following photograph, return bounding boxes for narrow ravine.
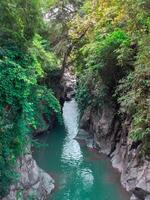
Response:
[33,99,130,200]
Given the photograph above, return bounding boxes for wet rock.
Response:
[60,70,76,101]
[65,90,76,101]
[75,128,94,148]
[79,104,150,200]
[79,106,91,130]
[145,195,150,200]
[61,71,76,91]
[75,128,90,140]
[130,194,140,200]
[80,105,117,155]
[133,187,149,200]
[3,147,54,200]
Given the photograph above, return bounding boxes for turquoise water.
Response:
[34,100,130,200]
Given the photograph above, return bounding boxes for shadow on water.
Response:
[33,99,130,200]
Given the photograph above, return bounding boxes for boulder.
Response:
[3,150,54,200]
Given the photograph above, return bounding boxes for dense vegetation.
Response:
[0,0,62,197]
[0,0,150,198]
[69,0,150,153]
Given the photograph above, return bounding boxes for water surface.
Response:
[34,99,130,200]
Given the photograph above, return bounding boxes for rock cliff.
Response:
[2,146,54,200]
[78,105,150,200]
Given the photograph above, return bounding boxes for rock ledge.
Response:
[3,152,54,200]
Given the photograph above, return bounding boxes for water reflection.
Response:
[80,168,94,188]
[61,100,83,165]
[34,99,130,200]
[63,99,79,139]
[61,140,83,164]
[61,100,94,195]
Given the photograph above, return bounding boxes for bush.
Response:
[75,30,132,111]
[115,34,150,153]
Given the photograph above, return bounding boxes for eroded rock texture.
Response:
[2,150,54,200]
[79,105,150,200]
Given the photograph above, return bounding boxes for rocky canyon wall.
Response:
[78,105,150,200]
[2,145,54,200]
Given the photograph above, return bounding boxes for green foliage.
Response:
[76,70,92,111]
[82,30,130,85]
[30,34,60,75]
[0,46,61,197]
[29,86,62,129]
[0,0,43,48]
[71,0,150,153]
[75,30,131,110]
[0,0,61,197]
[116,34,150,147]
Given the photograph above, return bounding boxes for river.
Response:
[33,99,130,200]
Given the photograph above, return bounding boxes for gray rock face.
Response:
[79,105,150,200]
[2,152,54,200]
[130,194,140,200]
[60,70,76,101]
[79,105,118,154]
[75,128,94,148]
